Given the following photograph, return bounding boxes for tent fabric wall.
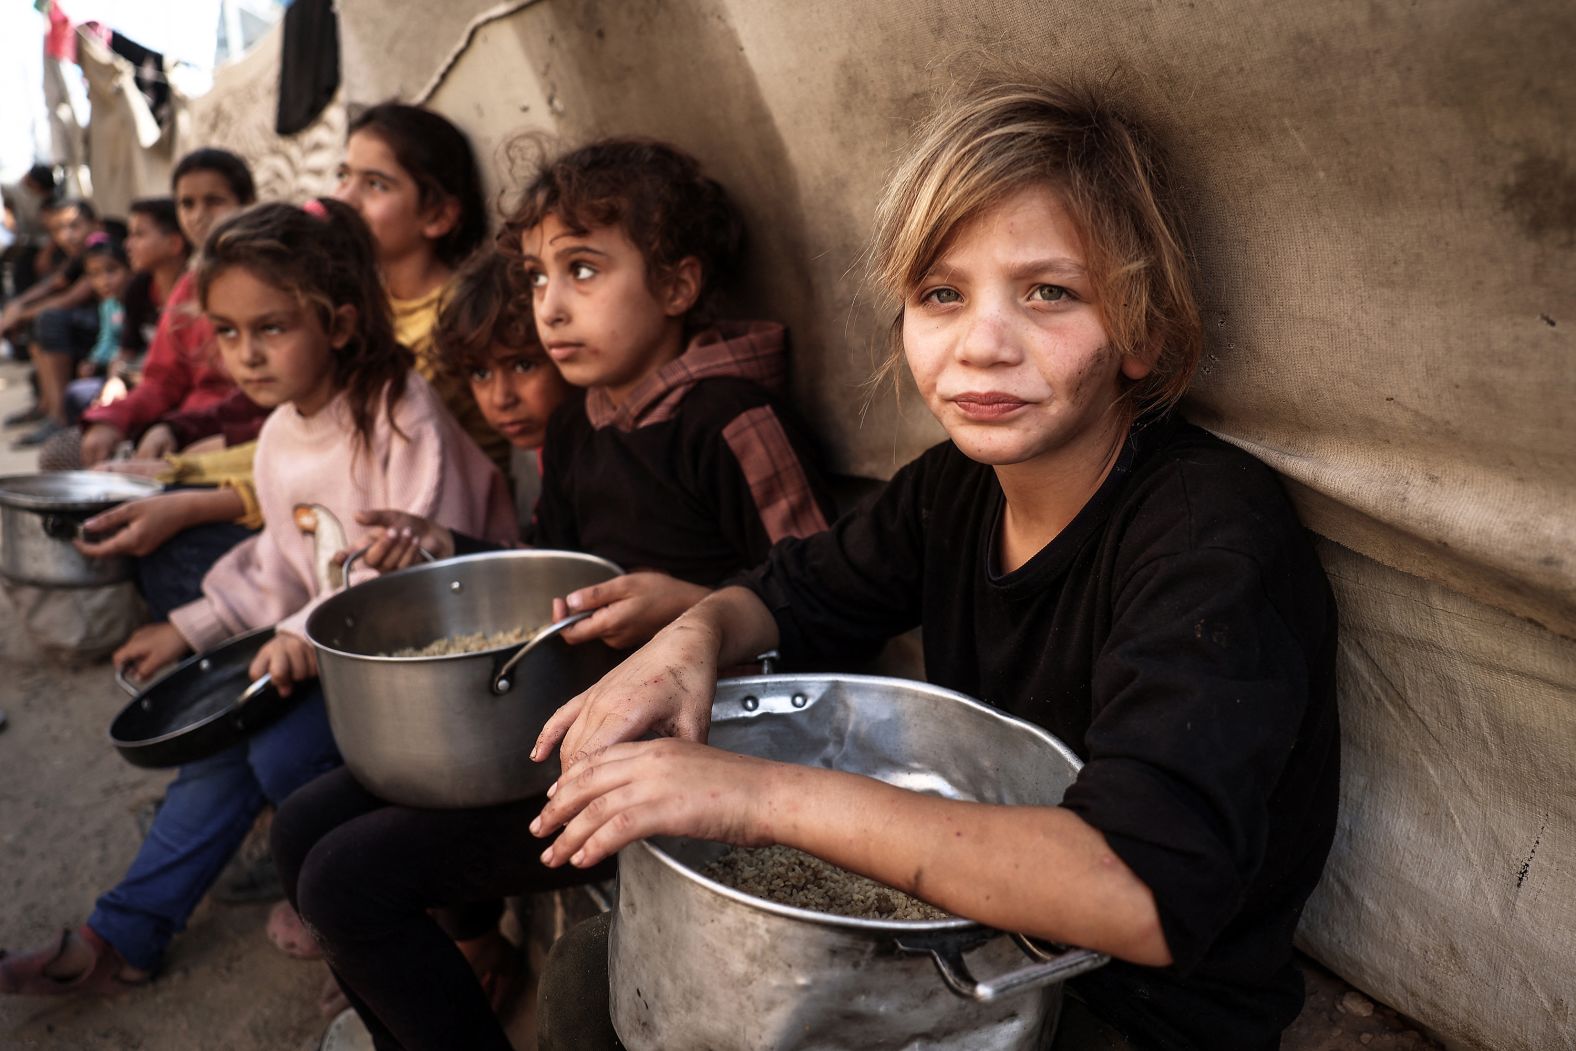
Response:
[165,1,1576,1045]
[76,35,172,219]
[1306,541,1575,1050]
[174,20,345,206]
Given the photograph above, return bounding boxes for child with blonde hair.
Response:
[530,82,1340,1050]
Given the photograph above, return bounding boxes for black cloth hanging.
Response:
[111,31,170,126]
[276,0,341,136]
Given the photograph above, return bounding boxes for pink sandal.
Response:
[0,925,148,997]
[267,901,323,960]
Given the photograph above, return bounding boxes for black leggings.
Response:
[271,766,611,1051]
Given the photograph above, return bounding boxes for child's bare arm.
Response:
[553,571,712,649]
[534,740,1172,967]
[532,586,777,767]
[75,489,248,558]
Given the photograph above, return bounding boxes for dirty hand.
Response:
[532,739,782,868]
[80,423,126,467]
[532,615,723,770]
[248,632,317,697]
[75,492,194,558]
[114,622,192,683]
[551,572,711,649]
[332,509,454,574]
[134,423,179,460]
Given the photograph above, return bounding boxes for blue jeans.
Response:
[88,687,341,972]
[135,520,258,621]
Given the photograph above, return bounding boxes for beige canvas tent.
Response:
[87,2,1576,1047]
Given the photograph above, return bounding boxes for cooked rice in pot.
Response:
[387,626,535,658]
[702,844,950,921]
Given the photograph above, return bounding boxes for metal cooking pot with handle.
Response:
[305,549,623,808]
[610,674,1108,1051]
[0,472,161,587]
[108,626,291,768]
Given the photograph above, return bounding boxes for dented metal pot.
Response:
[610,674,1108,1051]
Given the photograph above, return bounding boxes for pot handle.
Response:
[115,662,141,696]
[115,661,183,698]
[897,931,1108,1003]
[339,542,436,590]
[236,673,275,706]
[490,612,594,695]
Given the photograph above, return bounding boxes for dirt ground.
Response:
[0,359,1444,1050]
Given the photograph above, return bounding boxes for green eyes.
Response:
[918,284,1071,305]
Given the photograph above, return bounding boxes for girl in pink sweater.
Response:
[0,199,515,999]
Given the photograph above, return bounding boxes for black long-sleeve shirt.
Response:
[741,416,1339,1050]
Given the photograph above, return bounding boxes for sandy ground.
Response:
[0,359,1443,1050]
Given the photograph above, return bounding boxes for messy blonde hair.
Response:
[869,79,1202,419]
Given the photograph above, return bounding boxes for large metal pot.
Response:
[305,550,623,808]
[610,674,1108,1051]
[0,472,160,587]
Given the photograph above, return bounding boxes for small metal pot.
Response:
[0,472,161,587]
[107,627,288,768]
[305,550,623,808]
[610,675,1108,1051]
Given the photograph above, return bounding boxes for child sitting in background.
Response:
[3,198,100,445]
[271,139,836,1051]
[0,199,516,1001]
[79,149,266,467]
[528,82,1341,1051]
[61,196,190,424]
[333,102,510,472]
[63,233,132,421]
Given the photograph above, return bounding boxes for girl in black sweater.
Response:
[531,81,1340,1051]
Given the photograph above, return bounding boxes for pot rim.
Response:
[631,674,1084,935]
[305,548,624,663]
[0,471,161,512]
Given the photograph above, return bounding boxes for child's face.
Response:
[49,206,92,255]
[175,169,243,249]
[207,266,344,417]
[520,214,691,404]
[125,213,184,273]
[85,254,129,301]
[334,130,452,267]
[468,342,570,449]
[902,183,1150,470]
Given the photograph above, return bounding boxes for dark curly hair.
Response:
[172,147,256,205]
[195,199,410,451]
[502,137,745,330]
[432,247,538,376]
[349,102,487,268]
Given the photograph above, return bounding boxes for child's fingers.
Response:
[82,503,130,534]
[558,604,616,645]
[564,578,629,614]
[265,645,296,696]
[531,693,586,762]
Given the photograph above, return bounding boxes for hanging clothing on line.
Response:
[110,32,170,126]
[276,0,340,135]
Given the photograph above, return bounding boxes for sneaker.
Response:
[3,404,44,428]
[12,418,65,448]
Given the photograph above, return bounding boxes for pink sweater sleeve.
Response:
[166,528,313,651]
[166,376,515,653]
